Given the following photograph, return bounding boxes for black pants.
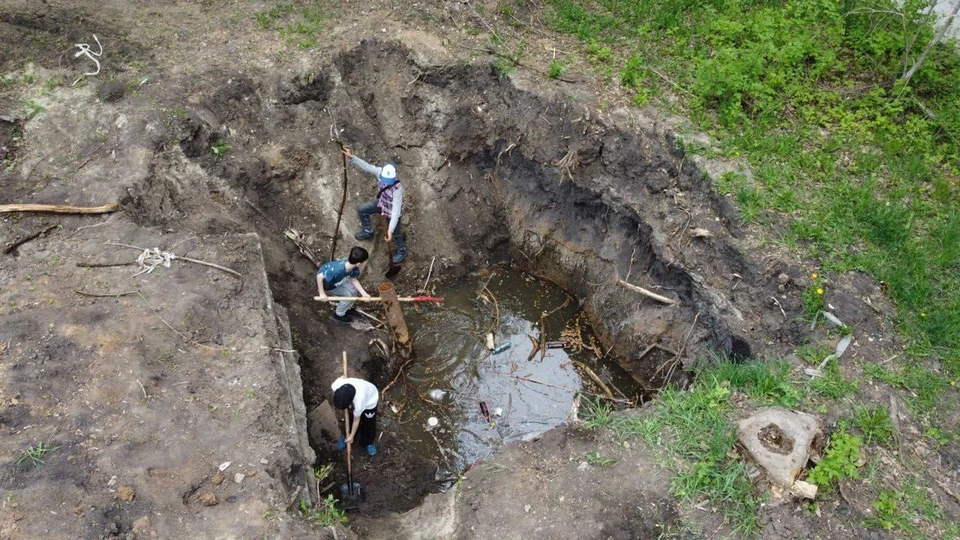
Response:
[347,408,377,447]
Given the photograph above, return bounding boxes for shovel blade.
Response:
[338,481,365,510]
[384,263,401,279]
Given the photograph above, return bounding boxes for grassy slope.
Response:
[507,0,960,536]
[545,0,960,374]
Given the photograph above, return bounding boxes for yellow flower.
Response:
[817,288,824,295]
[921,312,927,317]
[811,273,818,278]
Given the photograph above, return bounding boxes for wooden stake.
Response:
[617,279,676,305]
[0,203,120,214]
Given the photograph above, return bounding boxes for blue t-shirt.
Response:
[316,259,360,290]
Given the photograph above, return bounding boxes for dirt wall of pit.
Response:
[116,36,804,394]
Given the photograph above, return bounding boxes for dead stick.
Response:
[481,286,500,335]
[136,292,220,351]
[330,146,349,260]
[526,333,540,361]
[178,255,242,278]
[105,242,241,278]
[381,356,416,397]
[419,256,436,294]
[0,203,120,214]
[617,279,676,305]
[4,224,58,254]
[74,289,138,298]
[495,372,571,391]
[77,261,135,268]
[572,361,614,399]
[539,315,547,361]
[542,297,571,318]
[527,340,540,361]
[355,308,384,326]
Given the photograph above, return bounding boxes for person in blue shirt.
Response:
[315,246,371,324]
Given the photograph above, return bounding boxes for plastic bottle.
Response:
[492,341,512,355]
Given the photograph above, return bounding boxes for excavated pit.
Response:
[116,38,795,516]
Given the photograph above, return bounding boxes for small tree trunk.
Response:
[902,1,960,86]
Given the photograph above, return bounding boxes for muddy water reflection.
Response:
[382,270,638,479]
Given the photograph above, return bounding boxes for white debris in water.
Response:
[428,389,447,401]
[427,417,439,428]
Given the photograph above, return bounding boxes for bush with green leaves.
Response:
[806,431,861,489]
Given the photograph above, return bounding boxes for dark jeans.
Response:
[357,199,406,255]
[346,407,378,447]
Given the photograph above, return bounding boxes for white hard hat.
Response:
[380,163,397,181]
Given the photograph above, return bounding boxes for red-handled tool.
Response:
[315,295,444,303]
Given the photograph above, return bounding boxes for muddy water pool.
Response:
[378,269,640,480]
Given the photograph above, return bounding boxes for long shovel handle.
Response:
[342,351,354,495]
[379,214,394,259]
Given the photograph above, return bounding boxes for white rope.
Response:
[134,248,175,277]
[72,34,103,86]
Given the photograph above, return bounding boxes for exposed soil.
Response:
[2,1,958,539]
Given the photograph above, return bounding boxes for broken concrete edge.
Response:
[248,232,317,506]
[737,407,825,489]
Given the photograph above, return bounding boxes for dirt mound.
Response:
[0,218,324,537]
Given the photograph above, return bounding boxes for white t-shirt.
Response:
[331,377,379,413]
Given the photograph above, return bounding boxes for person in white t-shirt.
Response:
[332,377,380,456]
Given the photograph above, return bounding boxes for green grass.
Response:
[210,142,231,157]
[17,442,59,467]
[582,356,846,536]
[864,479,943,538]
[255,3,324,48]
[852,405,895,446]
[547,0,960,386]
[585,451,616,467]
[639,375,759,537]
[580,383,758,537]
[548,58,565,79]
[808,358,858,400]
[863,362,946,414]
[700,354,803,407]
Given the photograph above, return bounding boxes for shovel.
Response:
[338,351,365,509]
[379,214,401,279]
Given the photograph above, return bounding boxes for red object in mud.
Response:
[479,401,491,423]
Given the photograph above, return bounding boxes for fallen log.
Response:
[0,203,121,215]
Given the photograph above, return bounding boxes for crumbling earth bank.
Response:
[0,222,323,538]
